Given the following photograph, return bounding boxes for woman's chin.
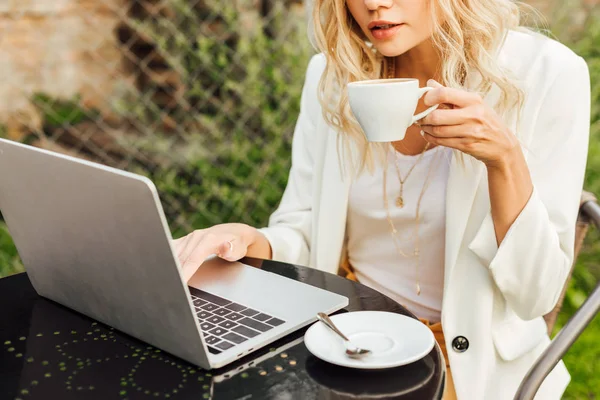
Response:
[374,43,412,58]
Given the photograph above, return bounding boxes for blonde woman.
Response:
[174,0,591,398]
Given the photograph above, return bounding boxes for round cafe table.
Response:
[0,258,445,400]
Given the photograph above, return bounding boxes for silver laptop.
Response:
[0,138,348,369]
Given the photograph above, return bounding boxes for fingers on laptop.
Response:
[176,231,203,266]
[181,251,208,282]
[176,230,248,281]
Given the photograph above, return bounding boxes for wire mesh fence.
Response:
[0,0,313,237]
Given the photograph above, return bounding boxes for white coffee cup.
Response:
[347,78,439,142]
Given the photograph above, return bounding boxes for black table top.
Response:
[0,258,445,400]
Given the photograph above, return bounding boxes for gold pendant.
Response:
[416,283,421,296]
[395,196,404,208]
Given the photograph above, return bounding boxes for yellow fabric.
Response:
[421,319,457,400]
[338,255,358,282]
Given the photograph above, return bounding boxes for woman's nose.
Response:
[364,0,393,11]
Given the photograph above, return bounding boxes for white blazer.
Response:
[259,30,590,400]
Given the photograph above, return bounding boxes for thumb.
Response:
[427,79,443,88]
[217,241,232,258]
[217,238,246,261]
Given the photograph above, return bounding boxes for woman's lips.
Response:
[370,24,403,40]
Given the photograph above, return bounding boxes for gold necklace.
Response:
[383,146,444,295]
[385,56,431,208]
[392,142,431,208]
[382,56,445,296]
[385,56,396,79]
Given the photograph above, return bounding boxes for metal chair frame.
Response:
[515,192,600,399]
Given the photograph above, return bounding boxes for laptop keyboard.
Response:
[188,287,286,355]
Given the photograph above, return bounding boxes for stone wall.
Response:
[0,0,132,140]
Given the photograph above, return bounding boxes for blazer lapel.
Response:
[315,130,351,274]
[444,153,485,284]
[444,67,509,284]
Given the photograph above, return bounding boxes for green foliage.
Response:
[556,315,600,399]
[31,93,97,128]
[135,131,292,238]
[555,9,600,314]
[116,0,310,138]
[0,221,23,277]
[574,11,600,197]
[550,7,600,399]
[112,0,312,235]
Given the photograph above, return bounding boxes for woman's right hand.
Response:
[173,223,271,282]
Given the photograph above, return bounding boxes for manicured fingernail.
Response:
[420,130,425,137]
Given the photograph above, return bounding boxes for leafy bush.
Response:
[113,0,312,235]
[556,8,600,313]
[139,131,293,238]
[550,6,600,399]
[31,93,96,129]
[0,220,23,277]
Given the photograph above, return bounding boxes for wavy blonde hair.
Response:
[311,0,540,173]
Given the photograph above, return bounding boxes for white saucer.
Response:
[304,311,435,369]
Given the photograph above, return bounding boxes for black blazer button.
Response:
[452,336,469,353]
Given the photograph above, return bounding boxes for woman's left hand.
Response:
[418,79,519,169]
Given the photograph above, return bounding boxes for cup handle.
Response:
[411,87,439,125]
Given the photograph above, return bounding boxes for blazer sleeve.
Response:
[468,55,591,321]
[257,54,326,266]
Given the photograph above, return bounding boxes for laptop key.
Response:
[208,346,222,355]
[219,320,238,330]
[253,313,272,322]
[265,317,285,327]
[238,317,273,333]
[200,322,215,331]
[222,332,247,344]
[225,313,244,322]
[207,315,225,324]
[201,303,219,312]
[188,287,231,307]
[240,308,259,317]
[215,341,234,351]
[197,310,212,319]
[204,336,221,345]
[213,308,233,317]
[225,303,246,312]
[193,299,207,307]
[208,327,228,336]
[232,325,260,338]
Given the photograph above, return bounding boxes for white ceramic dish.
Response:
[304,311,435,369]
